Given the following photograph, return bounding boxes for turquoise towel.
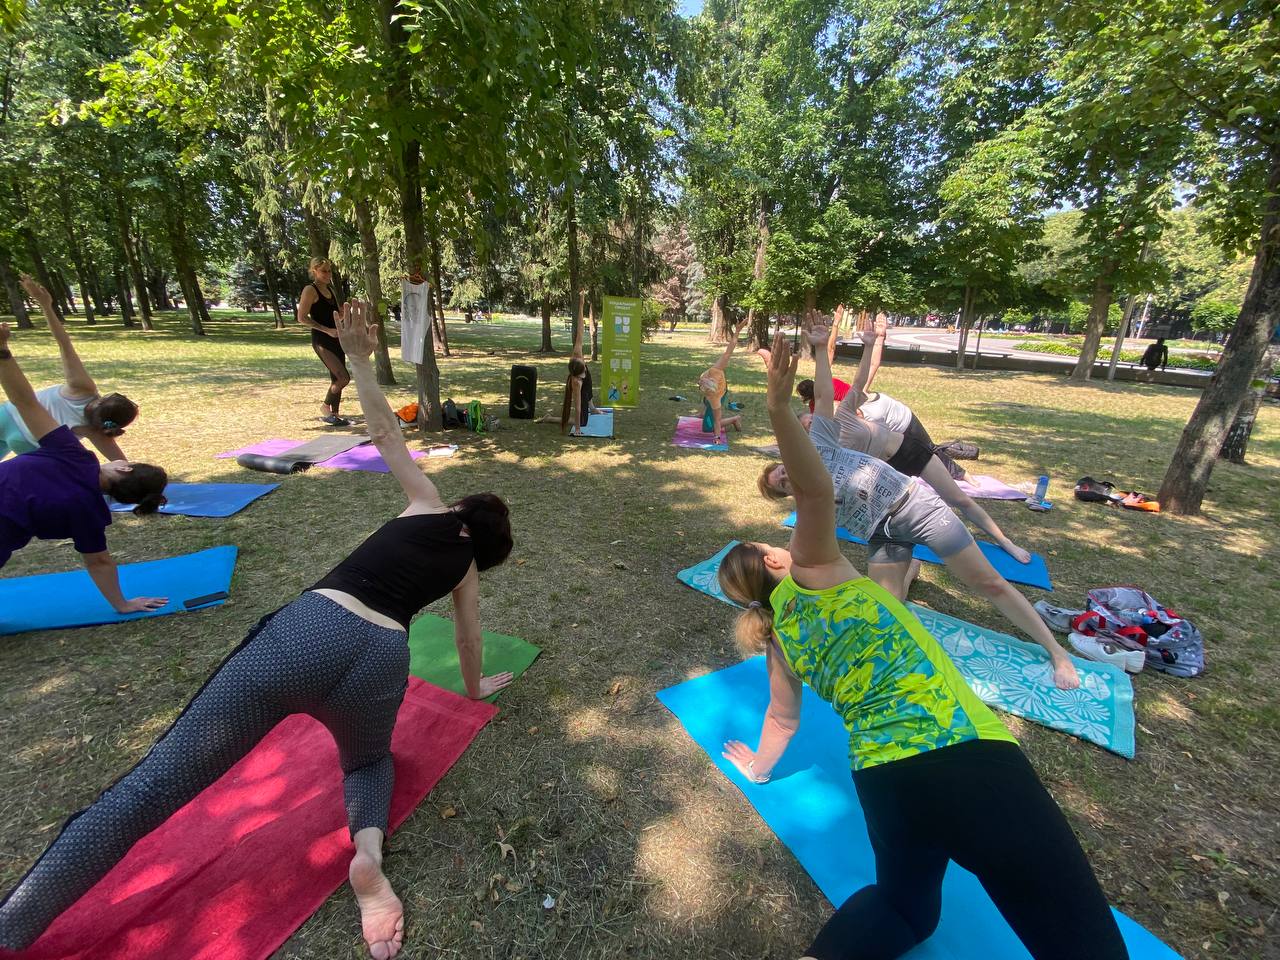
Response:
[657,661,1179,958]
[676,543,1135,758]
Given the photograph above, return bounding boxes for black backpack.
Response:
[442,399,463,429]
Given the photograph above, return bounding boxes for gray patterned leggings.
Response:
[0,591,409,950]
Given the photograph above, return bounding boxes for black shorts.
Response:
[887,436,934,477]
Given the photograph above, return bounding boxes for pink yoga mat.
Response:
[7,677,496,960]
[923,474,1028,500]
[672,416,729,451]
[217,439,427,473]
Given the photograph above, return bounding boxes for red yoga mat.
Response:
[5,677,496,960]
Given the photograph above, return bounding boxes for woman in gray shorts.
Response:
[758,334,1079,689]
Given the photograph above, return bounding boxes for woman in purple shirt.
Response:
[0,323,168,613]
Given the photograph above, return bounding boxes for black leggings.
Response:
[807,739,1128,960]
[0,592,408,951]
[312,330,351,413]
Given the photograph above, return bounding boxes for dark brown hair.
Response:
[451,493,513,571]
[88,393,139,437]
[796,379,815,402]
[106,463,168,515]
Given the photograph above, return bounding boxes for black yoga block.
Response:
[509,364,537,419]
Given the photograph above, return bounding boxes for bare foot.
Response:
[1053,658,1081,690]
[350,849,404,959]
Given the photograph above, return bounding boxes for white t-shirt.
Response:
[860,392,913,434]
[811,415,912,539]
[834,404,894,460]
[399,279,431,364]
[3,385,94,446]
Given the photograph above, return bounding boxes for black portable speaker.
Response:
[509,364,537,419]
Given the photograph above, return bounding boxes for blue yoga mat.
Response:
[0,546,238,636]
[107,482,279,518]
[782,512,1053,590]
[676,543,1135,757]
[657,662,1180,959]
[579,409,615,438]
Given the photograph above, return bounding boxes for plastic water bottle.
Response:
[1034,475,1049,503]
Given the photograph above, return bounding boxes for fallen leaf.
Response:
[497,841,515,862]
[527,725,540,735]
[440,805,457,820]
[613,560,627,570]
[470,920,483,932]
[1217,891,1229,906]
[505,879,524,893]
[608,681,623,696]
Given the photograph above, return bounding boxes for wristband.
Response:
[747,760,770,784]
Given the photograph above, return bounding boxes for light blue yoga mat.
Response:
[676,543,1135,757]
[579,409,614,438]
[107,482,279,518]
[0,546,238,635]
[657,662,1180,959]
[782,512,1053,591]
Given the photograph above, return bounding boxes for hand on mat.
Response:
[721,739,761,781]
[335,299,379,359]
[116,595,168,613]
[804,325,830,348]
[1052,657,1081,691]
[764,331,799,411]
[473,672,514,698]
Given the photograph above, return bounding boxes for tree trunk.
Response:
[19,227,63,321]
[0,250,31,328]
[353,197,396,386]
[57,178,95,325]
[1219,346,1278,464]
[428,228,451,357]
[709,293,731,344]
[1107,292,1144,381]
[539,295,554,352]
[302,205,331,260]
[566,180,583,346]
[255,229,284,330]
[1069,269,1116,382]
[86,257,107,314]
[115,192,152,329]
[402,143,442,431]
[1158,144,1280,514]
[54,270,76,314]
[955,286,974,370]
[115,264,136,327]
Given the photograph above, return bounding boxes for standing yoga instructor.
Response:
[0,301,515,960]
[296,257,352,426]
[717,331,1126,960]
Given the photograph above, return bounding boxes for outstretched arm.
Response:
[722,642,803,782]
[335,300,444,510]
[712,317,749,372]
[826,306,843,366]
[807,325,836,419]
[764,331,842,570]
[84,432,128,462]
[82,551,167,614]
[0,324,59,442]
[568,377,583,435]
[21,275,96,397]
[572,291,586,361]
[849,316,886,408]
[450,565,513,699]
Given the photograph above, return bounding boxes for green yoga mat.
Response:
[408,614,541,701]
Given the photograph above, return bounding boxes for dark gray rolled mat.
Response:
[235,435,367,474]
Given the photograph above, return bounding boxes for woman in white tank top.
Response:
[0,278,137,461]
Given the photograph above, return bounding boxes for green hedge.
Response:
[1012,340,1219,371]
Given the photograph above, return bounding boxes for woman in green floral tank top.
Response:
[714,332,1127,960]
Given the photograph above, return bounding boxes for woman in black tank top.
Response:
[296,257,352,426]
[0,301,515,959]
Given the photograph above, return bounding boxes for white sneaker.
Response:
[1069,633,1145,673]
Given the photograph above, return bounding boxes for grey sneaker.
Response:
[1069,633,1145,673]
[1034,600,1083,633]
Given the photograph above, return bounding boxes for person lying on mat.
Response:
[0,300,514,960]
[562,293,604,436]
[0,323,168,612]
[0,276,139,461]
[698,316,748,438]
[717,332,1127,960]
[755,329,1079,690]
[847,315,968,481]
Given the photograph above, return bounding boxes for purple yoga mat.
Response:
[935,474,1030,500]
[217,439,427,473]
[672,416,729,451]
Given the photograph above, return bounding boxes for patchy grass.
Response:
[1,311,1277,960]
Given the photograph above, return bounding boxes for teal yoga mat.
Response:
[579,409,615,438]
[107,482,279,518]
[676,543,1135,757]
[0,546,237,635]
[781,512,1053,591]
[657,662,1180,959]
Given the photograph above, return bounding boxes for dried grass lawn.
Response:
[1,311,1277,960]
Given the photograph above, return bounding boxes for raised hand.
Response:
[874,315,888,338]
[335,299,379,359]
[19,274,53,309]
[859,324,878,345]
[804,325,830,348]
[765,330,799,410]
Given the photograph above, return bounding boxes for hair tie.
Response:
[747,601,763,609]
[102,419,117,431]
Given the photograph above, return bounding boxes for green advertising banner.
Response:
[601,296,642,406]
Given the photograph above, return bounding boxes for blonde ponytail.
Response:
[718,542,777,657]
